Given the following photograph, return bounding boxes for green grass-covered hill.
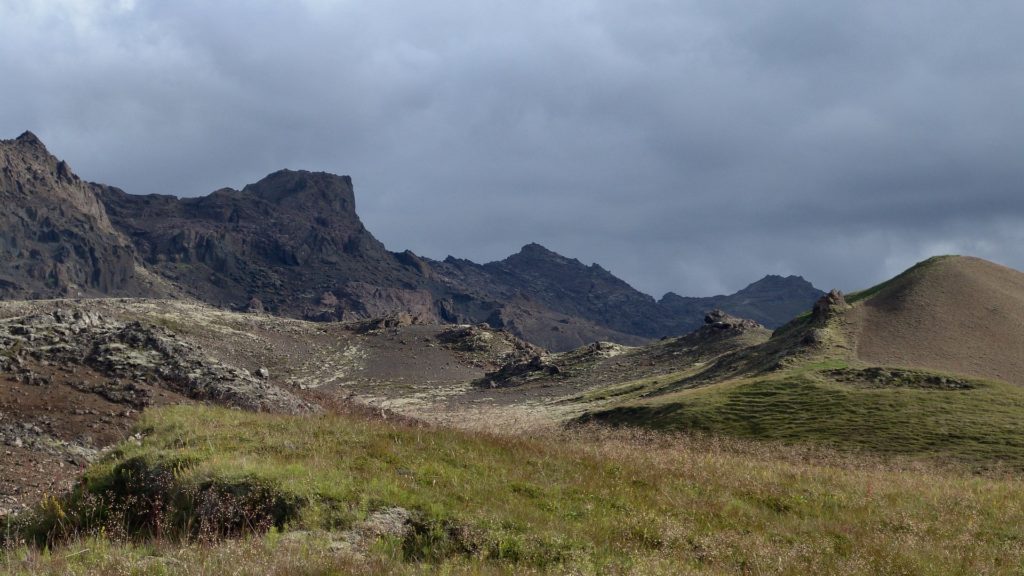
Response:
[580,256,1024,469]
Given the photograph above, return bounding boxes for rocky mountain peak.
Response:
[505,243,573,265]
[736,274,816,296]
[14,130,47,151]
[1,134,115,232]
[518,242,557,256]
[657,274,825,335]
[500,244,620,283]
[241,169,356,215]
[97,163,405,318]
[0,132,140,297]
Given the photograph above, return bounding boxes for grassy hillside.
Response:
[844,255,953,305]
[6,404,1024,575]
[578,256,1024,470]
[583,368,1024,470]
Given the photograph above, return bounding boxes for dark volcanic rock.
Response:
[480,243,665,337]
[0,132,143,298]
[701,309,765,333]
[99,170,685,349]
[100,169,441,321]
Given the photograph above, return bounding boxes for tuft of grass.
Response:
[7,404,1024,574]
[0,534,376,576]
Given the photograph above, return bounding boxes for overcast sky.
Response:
[2,0,1023,297]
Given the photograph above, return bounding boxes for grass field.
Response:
[5,404,1024,575]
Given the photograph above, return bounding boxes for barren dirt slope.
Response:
[848,256,1024,385]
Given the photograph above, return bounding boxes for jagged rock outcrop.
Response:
[701,309,765,333]
[799,289,849,346]
[0,132,143,298]
[812,289,849,321]
[100,169,426,316]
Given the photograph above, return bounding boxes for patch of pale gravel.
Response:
[289,344,368,390]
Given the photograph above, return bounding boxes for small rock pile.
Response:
[477,354,562,388]
[698,310,765,335]
[436,324,497,352]
[349,313,416,334]
[437,324,546,385]
[0,418,97,463]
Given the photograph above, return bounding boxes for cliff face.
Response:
[1,132,824,351]
[100,169,442,320]
[0,132,141,298]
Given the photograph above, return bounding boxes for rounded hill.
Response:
[847,255,1024,386]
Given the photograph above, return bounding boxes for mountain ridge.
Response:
[0,132,824,350]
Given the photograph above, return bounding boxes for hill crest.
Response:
[846,255,1024,385]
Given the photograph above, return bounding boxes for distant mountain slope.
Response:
[847,255,1024,386]
[1,131,823,350]
[658,274,824,334]
[432,244,666,340]
[0,132,145,298]
[434,244,823,341]
[481,243,665,336]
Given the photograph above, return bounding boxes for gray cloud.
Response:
[2,0,1022,297]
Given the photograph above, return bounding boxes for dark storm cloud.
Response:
[2,0,1022,297]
